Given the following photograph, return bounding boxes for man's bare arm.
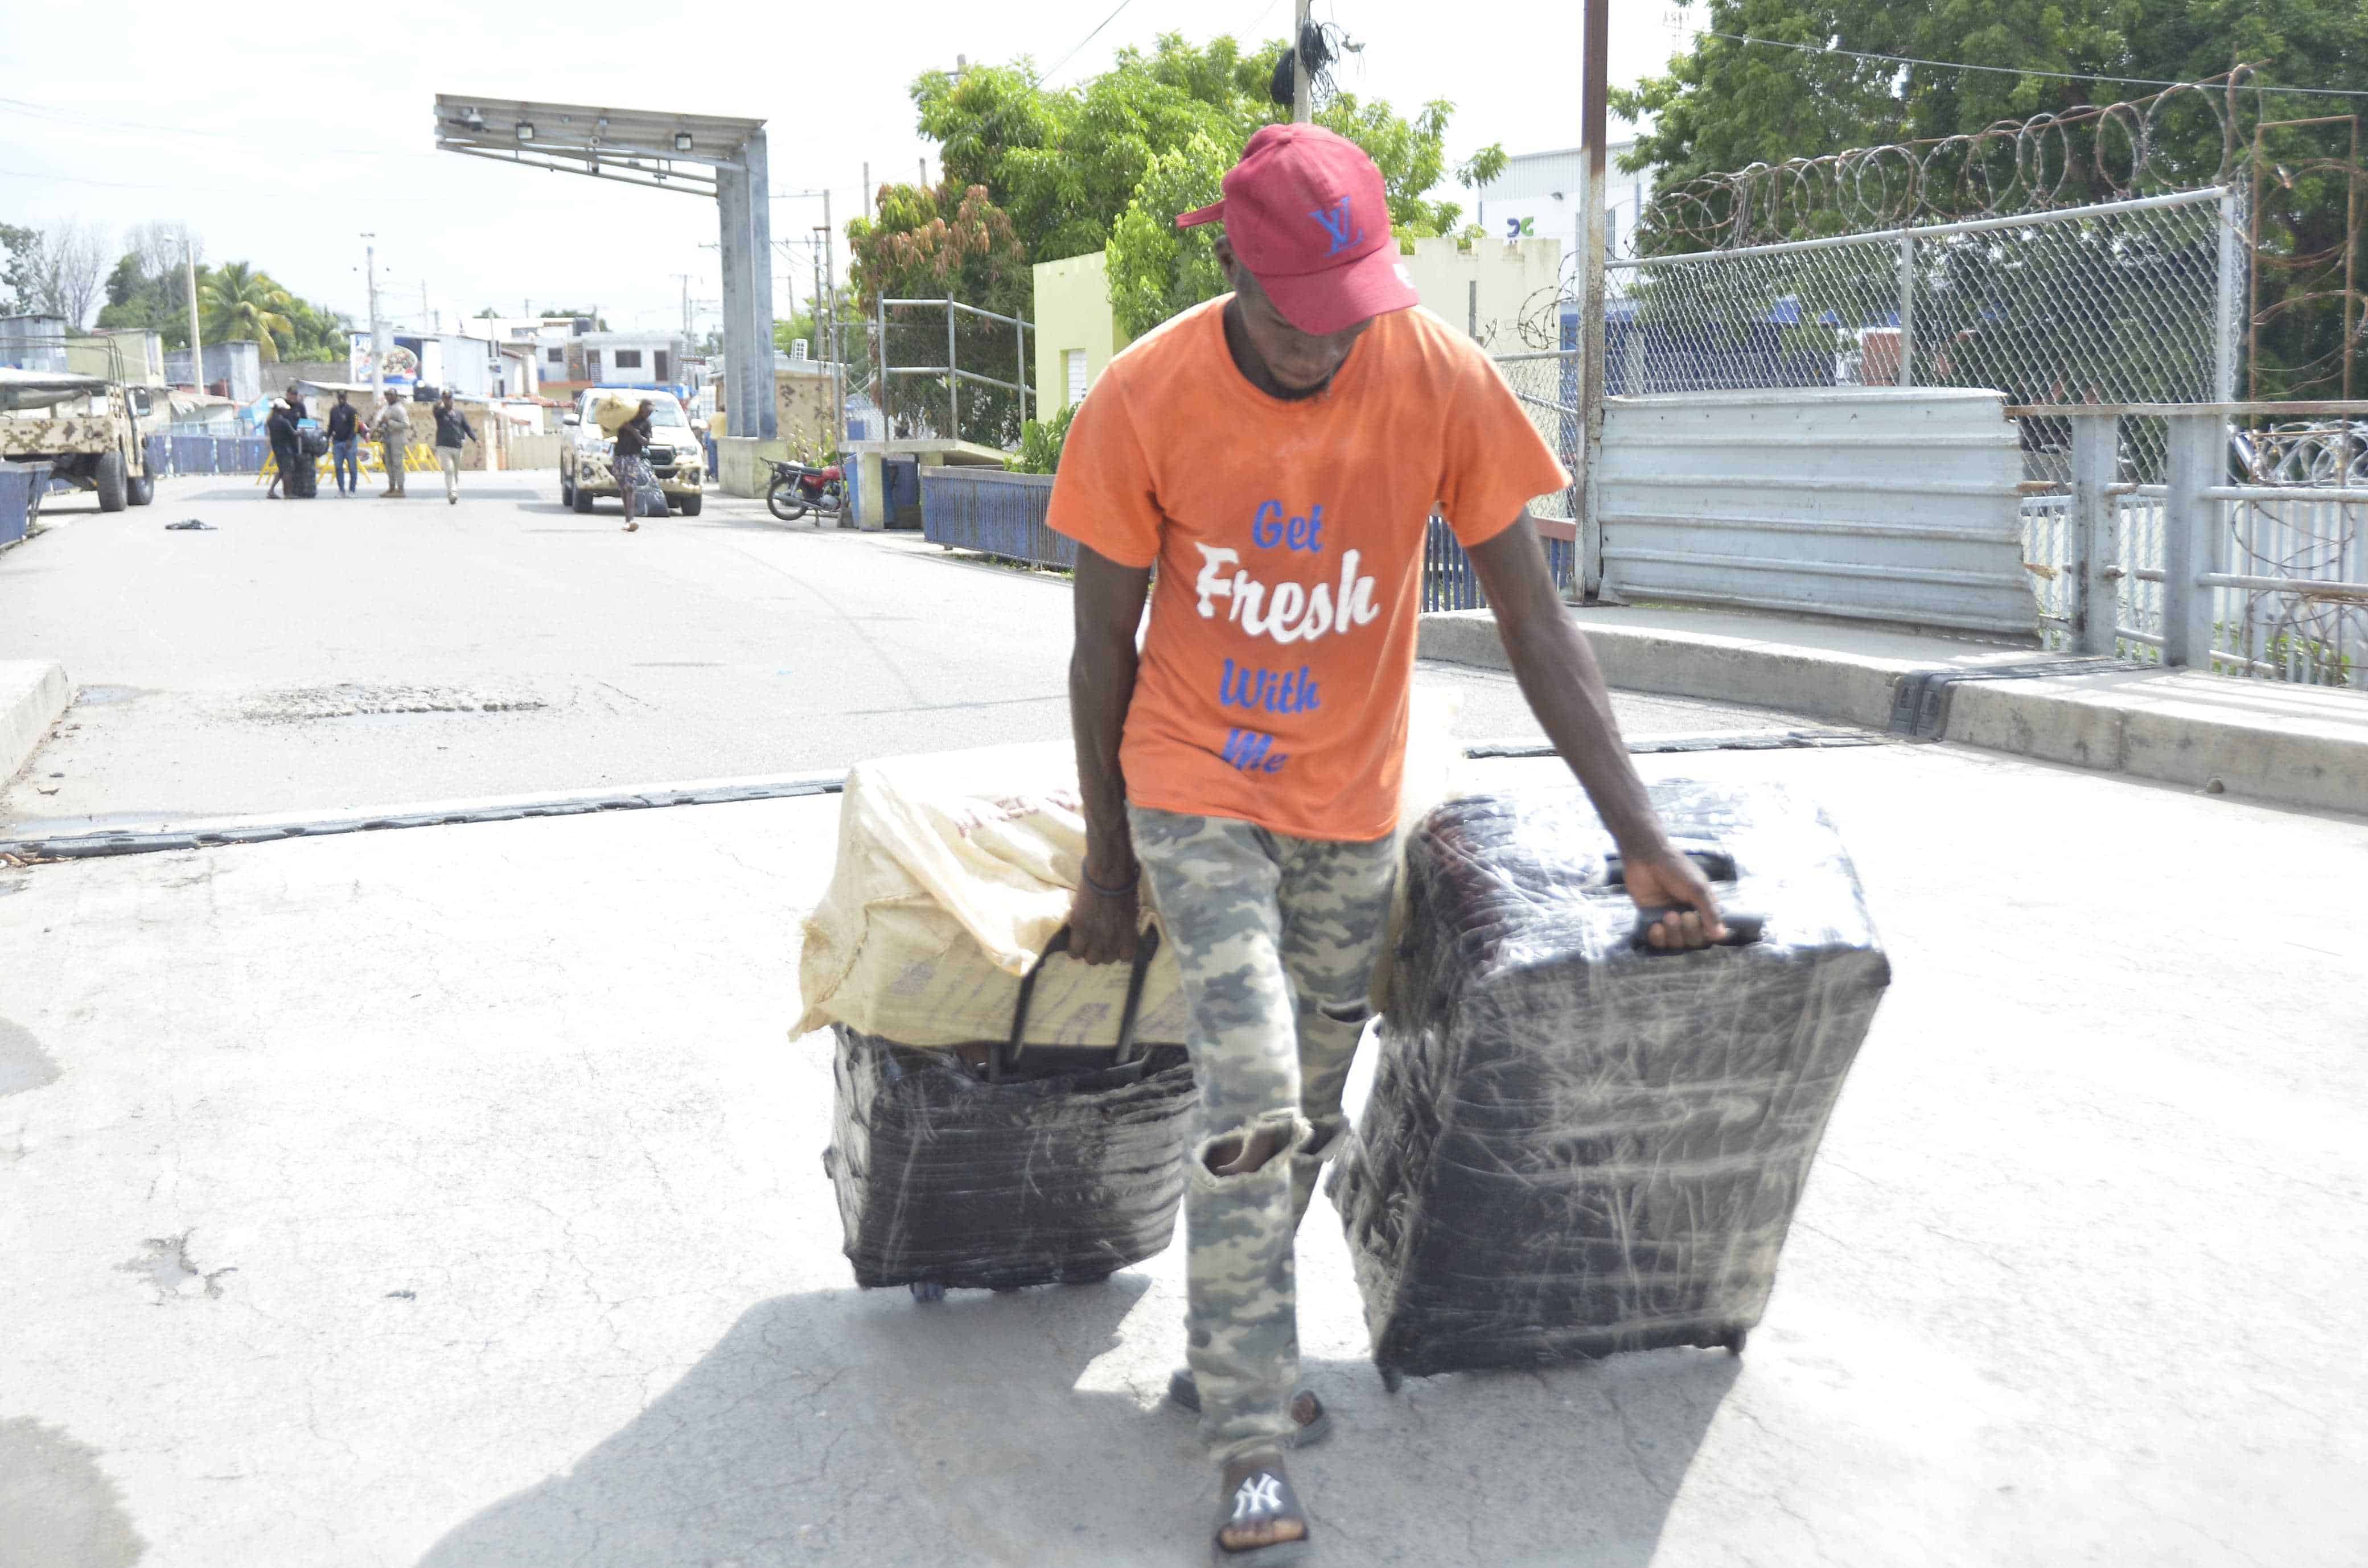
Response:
[1465,515,1727,949]
[1067,544,1153,964]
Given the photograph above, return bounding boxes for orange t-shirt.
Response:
[1047,298,1569,842]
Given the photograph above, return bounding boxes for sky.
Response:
[0,0,1703,340]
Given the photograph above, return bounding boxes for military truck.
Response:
[0,368,158,512]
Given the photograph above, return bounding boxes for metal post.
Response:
[822,190,843,446]
[1467,279,1478,340]
[947,298,959,441]
[2070,412,2119,655]
[2215,187,2242,405]
[186,231,207,396]
[1576,0,1609,600]
[1292,0,1313,123]
[1016,315,1028,426]
[717,130,778,443]
[877,294,890,435]
[1896,233,1915,388]
[2160,412,2219,668]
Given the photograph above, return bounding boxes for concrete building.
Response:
[1028,236,1565,412]
[549,332,694,402]
[163,340,264,404]
[1400,235,1567,351]
[1031,251,1129,419]
[1477,139,1654,264]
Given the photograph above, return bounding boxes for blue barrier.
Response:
[1420,515,1577,611]
[919,469,1574,605]
[919,468,1068,567]
[162,434,269,476]
[0,460,51,547]
[142,434,168,479]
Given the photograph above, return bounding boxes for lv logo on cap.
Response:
[1309,197,1363,256]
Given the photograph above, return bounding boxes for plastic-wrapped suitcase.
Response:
[824,929,1198,1300]
[1329,780,1889,1384]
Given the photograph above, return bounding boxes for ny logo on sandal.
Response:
[1231,1473,1286,1521]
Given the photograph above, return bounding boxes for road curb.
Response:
[1,660,69,785]
[1420,609,2367,816]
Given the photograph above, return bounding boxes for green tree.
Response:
[199,261,295,363]
[0,223,37,315]
[846,181,1034,445]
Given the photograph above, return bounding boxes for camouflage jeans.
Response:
[1129,805,1399,1467]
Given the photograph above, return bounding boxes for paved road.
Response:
[3,740,2361,1567]
[3,476,1796,831]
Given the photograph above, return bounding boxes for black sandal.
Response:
[1214,1454,1312,1565]
[1168,1369,1334,1448]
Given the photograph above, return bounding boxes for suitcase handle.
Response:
[994,925,1162,1083]
[1631,909,1766,952]
[1603,845,1737,886]
[1609,846,1760,952]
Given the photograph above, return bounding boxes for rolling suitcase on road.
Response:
[1329,780,1889,1384]
[824,928,1198,1300]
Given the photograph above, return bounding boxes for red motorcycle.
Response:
[766,458,846,523]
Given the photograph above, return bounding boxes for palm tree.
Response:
[199,261,295,363]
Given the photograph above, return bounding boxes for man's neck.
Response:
[1222,298,1330,403]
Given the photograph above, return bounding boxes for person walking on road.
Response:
[612,398,655,533]
[432,390,476,507]
[371,389,411,497]
[264,392,299,500]
[1049,125,1727,1566]
[327,389,363,497]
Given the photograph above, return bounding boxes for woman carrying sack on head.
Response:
[612,398,659,533]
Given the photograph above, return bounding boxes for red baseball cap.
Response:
[1177,124,1418,335]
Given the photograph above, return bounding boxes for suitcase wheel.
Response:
[1378,1367,1404,1394]
[1717,1326,1748,1356]
[910,1281,946,1303]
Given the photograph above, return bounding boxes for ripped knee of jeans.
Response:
[1316,998,1372,1027]
[1193,1109,1310,1188]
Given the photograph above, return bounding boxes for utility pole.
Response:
[1577,0,1609,601]
[361,233,383,403]
[1292,0,1313,123]
[671,273,694,341]
[862,162,871,221]
[183,227,204,394]
[821,188,844,444]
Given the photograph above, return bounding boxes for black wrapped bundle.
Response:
[824,931,1197,1293]
[1330,780,1889,1378]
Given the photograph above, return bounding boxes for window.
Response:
[586,351,601,378]
[654,349,670,381]
[546,347,563,363]
[1064,348,1088,406]
[614,349,643,369]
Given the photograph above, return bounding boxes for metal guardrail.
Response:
[2014,404,2368,686]
[918,467,1071,569]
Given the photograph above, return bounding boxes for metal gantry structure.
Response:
[431,95,777,439]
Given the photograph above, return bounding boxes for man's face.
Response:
[1216,237,1371,394]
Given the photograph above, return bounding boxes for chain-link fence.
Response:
[869,299,1033,450]
[1603,187,2242,485]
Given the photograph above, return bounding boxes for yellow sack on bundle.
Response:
[590,392,642,435]
[792,689,1463,1050]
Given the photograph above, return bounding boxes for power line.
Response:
[1039,0,1142,86]
[1696,30,2368,101]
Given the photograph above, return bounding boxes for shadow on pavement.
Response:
[415,1278,1733,1567]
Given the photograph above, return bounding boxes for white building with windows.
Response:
[1476,138,1655,265]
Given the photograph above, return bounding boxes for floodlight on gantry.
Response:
[432,95,766,197]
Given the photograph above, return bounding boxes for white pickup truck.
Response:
[558,388,705,517]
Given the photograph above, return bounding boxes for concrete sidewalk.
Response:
[1423,604,2368,815]
[3,740,2362,1567]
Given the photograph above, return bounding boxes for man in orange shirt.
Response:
[1050,124,1724,1564]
